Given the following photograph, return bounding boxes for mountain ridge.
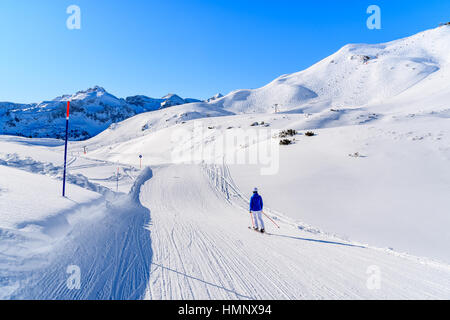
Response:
[0,86,202,140]
[199,25,450,114]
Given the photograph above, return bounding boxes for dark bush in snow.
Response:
[362,55,371,63]
[279,139,292,145]
[351,55,372,63]
[305,131,315,137]
[279,129,297,138]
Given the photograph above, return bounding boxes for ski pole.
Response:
[262,211,280,229]
[249,211,255,229]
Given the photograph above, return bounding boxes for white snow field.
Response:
[1,26,450,299]
[140,164,450,299]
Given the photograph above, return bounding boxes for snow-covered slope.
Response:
[81,107,450,264]
[0,165,101,230]
[1,138,449,299]
[141,164,450,299]
[196,25,450,115]
[0,87,201,141]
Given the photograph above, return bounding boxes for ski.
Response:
[248,226,269,235]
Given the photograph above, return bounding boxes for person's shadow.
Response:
[267,233,366,249]
[151,262,254,299]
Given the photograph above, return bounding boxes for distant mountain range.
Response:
[0,86,221,140]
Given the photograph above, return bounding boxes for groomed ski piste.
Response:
[1,26,450,299]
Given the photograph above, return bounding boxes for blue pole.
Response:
[62,101,70,197]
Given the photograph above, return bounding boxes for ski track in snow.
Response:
[141,164,450,300]
[3,168,154,300]
[1,153,450,299]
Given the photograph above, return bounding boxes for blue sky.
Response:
[0,0,449,103]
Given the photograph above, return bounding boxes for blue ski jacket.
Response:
[250,193,263,212]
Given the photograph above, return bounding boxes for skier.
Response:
[250,187,265,233]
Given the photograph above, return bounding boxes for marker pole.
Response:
[62,101,70,197]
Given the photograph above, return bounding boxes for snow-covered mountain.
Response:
[80,25,450,143]
[0,86,200,140]
[2,26,449,142]
[126,93,201,111]
[206,93,224,102]
[199,24,450,115]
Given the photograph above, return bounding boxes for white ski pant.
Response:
[252,211,265,230]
